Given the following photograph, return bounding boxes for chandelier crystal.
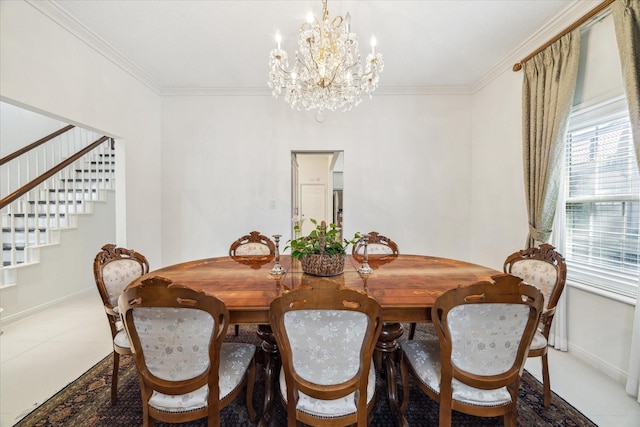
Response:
[268,0,384,114]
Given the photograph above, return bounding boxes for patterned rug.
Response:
[14,324,596,427]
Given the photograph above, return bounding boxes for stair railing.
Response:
[1,125,113,269]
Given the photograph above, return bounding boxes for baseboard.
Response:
[568,341,628,385]
[0,287,94,326]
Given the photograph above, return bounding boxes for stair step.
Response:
[3,213,67,217]
[2,227,47,232]
[28,200,83,205]
[3,243,26,250]
[61,178,111,182]
[3,249,26,266]
[47,189,97,193]
[74,169,115,173]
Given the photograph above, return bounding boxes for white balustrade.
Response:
[1,127,113,269]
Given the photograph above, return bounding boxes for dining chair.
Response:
[400,274,543,427]
[352,231,399,256]
[503,243,567,407]
[353,231,416,343]
[228,230,276,335]
[119,275,257,427]
[229,230,276,256]
[269,281,383,427]
[93,243,149,405]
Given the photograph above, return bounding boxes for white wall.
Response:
[160,93,473,265]
[0,1,162,266]
[470,69,529,271]
[0,102,67,156]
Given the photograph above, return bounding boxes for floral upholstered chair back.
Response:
[447,303,531,377]
[269,283,382,427]
[503,244,566,314]
[119,276,257,425]
[352,231,399,256]
[229,231,276,256]
[94,243,149,309]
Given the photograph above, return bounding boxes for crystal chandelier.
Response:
[268,0,384,115]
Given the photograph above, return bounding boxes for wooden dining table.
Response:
[128,253,499,426]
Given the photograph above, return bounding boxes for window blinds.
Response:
[565,105,639,298]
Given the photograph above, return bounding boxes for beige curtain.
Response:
[612,0,640,403]
[521,32,581,248]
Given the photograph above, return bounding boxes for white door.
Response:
[300,183,326,236]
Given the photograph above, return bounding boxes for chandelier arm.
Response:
[295,54,317,83]
[325,58,350,87]
[275,61,293,76]
[302,37,325,84]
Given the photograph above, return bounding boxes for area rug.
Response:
[14,325,596,427]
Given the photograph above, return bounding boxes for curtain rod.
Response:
[512,0,616,71]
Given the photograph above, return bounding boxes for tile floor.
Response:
[1,291,639,426]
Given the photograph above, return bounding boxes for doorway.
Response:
[291,151,343,239]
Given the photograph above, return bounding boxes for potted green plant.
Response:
[286,219,360,276]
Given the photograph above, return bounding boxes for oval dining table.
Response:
[128,253,499,427]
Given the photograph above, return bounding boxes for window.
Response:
[564,97,639,299]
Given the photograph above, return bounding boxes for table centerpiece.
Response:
[286,219,360,276]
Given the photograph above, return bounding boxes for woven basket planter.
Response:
[300,253,345,276]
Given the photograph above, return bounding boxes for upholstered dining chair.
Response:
[119,276,257,427]
[269,282,383,427]
[352,231,399,256]
[503,243,567,407]
[93,243,149,405]
[229,230,276,256]
[400,274,543,427]
[228,230,276,335]
[353,231,415,343]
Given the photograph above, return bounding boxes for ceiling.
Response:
[49,0,589,93]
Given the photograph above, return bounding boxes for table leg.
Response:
[257,324,279,427]
[375,322,409,427]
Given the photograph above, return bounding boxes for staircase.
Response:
[1,126,115,287]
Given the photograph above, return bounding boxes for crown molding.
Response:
[376,86,474,96]
[29,0,163,94]
[160,85,474,97]
[472,0,602,93]
[160,87,272,97]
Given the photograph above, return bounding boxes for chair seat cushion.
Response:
[279,359,376,418]
[529,330,548,351]
[113,329,130,349]
[401,340,512,406]
[148,342,255,413]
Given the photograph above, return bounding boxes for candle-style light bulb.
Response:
[345,12,351,33]
[370,35,377,54]
[307,11,314,24]
[275,31,282,50]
